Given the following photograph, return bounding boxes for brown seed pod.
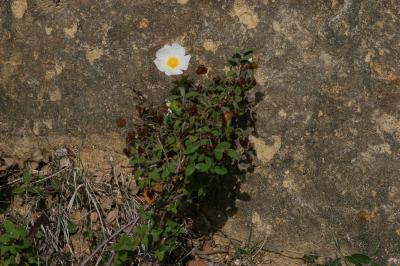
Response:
[136,105,146,116]
[126,131,136,143]
[196,64,208,75]
[116,117,126,128]
[222,111,234,124]
[137,127,147,137]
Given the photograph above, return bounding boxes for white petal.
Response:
[166,68,183,76]
[154,58,169,72]
[156,44,172,59]
[170,43,186,57]
[179,54,191,71]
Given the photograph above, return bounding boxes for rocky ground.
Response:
[1,0,400,265]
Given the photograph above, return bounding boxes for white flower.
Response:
[154,43,191,76]
[165,100,172,114]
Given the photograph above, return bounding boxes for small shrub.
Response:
[114,49,257,264]
[0,220,39,266]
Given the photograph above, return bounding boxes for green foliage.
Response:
[234,245,257,266]
[12,170,41,196]
[113,234,140,266]
[113,49,257,263]
[325,235,378,266]
[0,220,39,266]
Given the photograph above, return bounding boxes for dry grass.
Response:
[0,148,310,266]
[0,147,142,265]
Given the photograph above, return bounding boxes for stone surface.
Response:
[1,0,400,264]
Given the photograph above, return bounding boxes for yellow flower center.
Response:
[167,56,180,69]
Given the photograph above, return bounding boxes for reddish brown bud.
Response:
[136,106,145,116]
[137,127,147,137]
[222,111,234,124]
[126,131,136,143]
[116,117,126,128]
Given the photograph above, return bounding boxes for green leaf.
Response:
[168,95,180,101]
[165,219,178,233]
[173,120,181,130]
[3,220,16,234]
[113,234,138,251]
[233,101,239,111]
[232,52,241,59]
[228,59,238,66]
[214,166,228,175]
[169,101,182,115]
[142,234,149,249]
[350,254,371,264]
[211,129,221,136]
[15,239,31,249]
[332,234,341,252]
[27,186,40,195]
[151,228,162,243]
[179,86,186,97]
[149,171,160,181]
[197,153,205,162]
[12,227,28,239]
[28,256,38,264]
[205,156,213,168]
[243,48,253,55]
[0,234,10,244]
[226,149,240,160]
[234,86,242,95]
[161,168,171,180]
[67,221,78,235]
[184,142,201,155]
[195,163,209,172]
[168,204,178,214]
[214,149,223,160]
[234,95,242,103]
[22,169,30,184]
[185,164,195,177]
[186,91,199,98]
[187,135,199,143]
[344,254,371,265]
[155,249,166,261]
[327,258,341,266]
[12,186,25,194]
[198,187,206,197]
[216,142,230,150]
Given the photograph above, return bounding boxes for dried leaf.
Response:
[100,197,112,211]
[106,209,118,225]
[39,164,51,176]
[32,150,43,162]
[90,212,98,223]
[28,161,39,171]
[187,260,209,266]
[3,157,16,167]
[59,157,71,169]
[128,179,139,194]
